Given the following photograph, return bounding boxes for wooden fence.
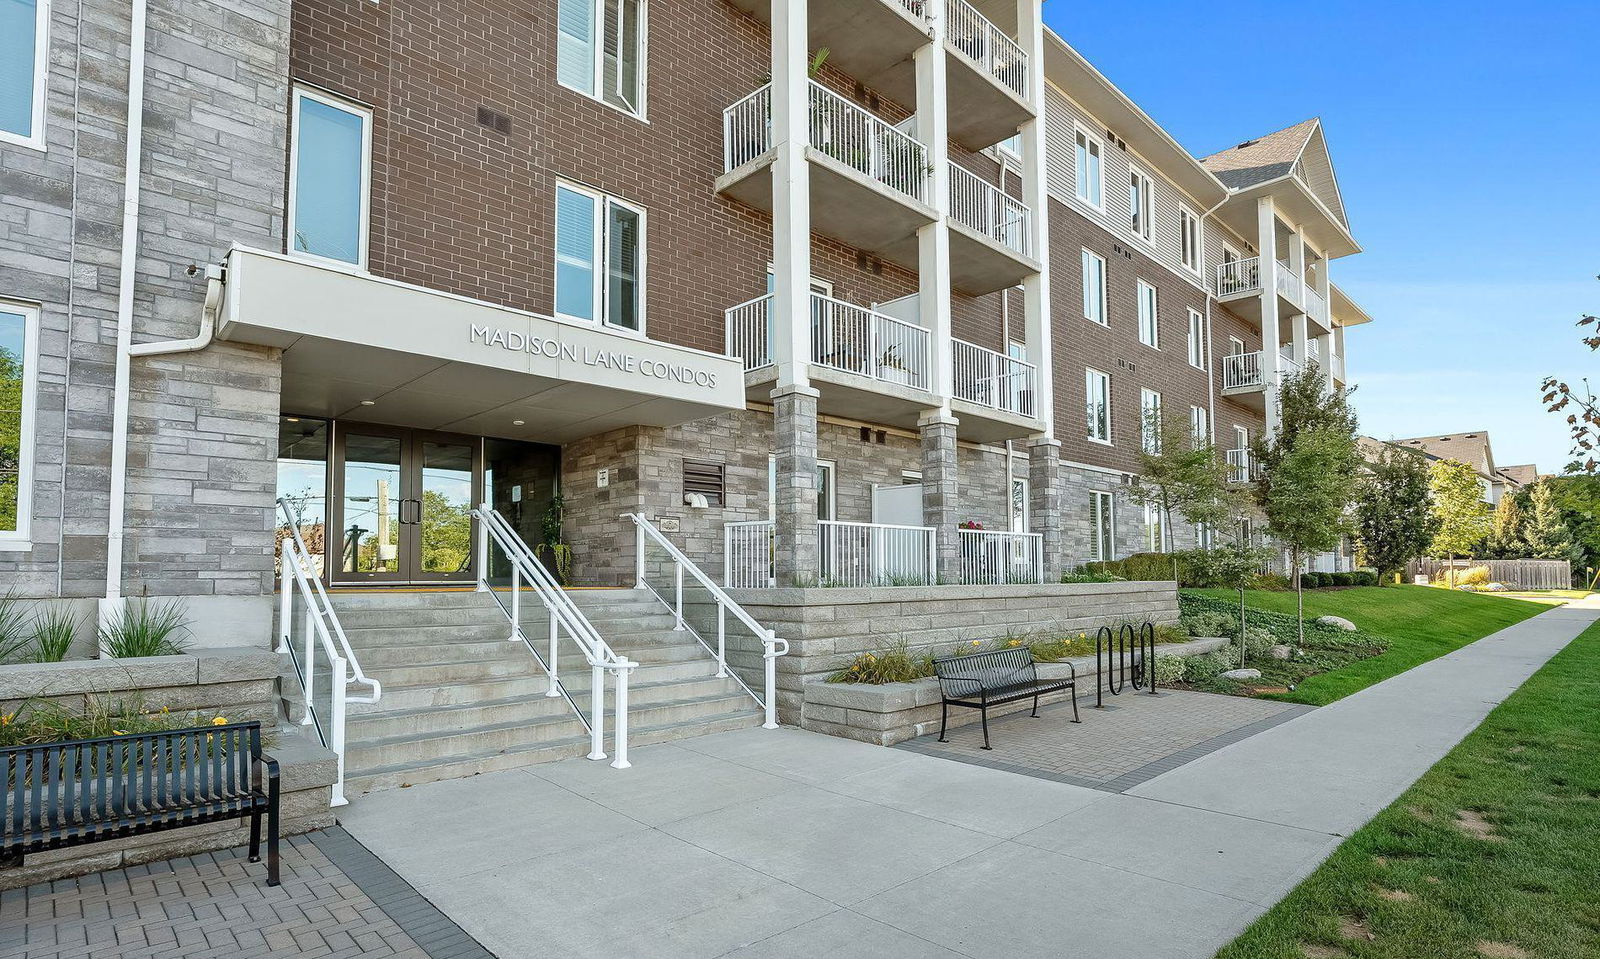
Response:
[1407,558,1573,590]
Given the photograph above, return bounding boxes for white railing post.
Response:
[611,664,632,770]
[926,529,937,585]
[763,632,779,729]
[588,663,606,761]
[329,654,348,807]
[635,521,647,588]
[276,565,292,654]
[716,604,727,677]
[300,607,315,727]
[673,563,685,630]
[509,564,521,642]
[474,504,489,591]
[545,602,561,697]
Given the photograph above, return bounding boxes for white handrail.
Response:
[722,84,771,172]
[472,505,637,769]
[944,0,1028,98]
[725,521,776,590]
[624,513,788,729]
[948,162,1030,257]
[1225,448,1254,483]
[275,498,380,807]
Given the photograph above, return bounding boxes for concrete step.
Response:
[322,590,491,611]
[344,708,766,797]
[347,692,579,740]
[326,606,511,629]
[339,623,518,649]
[353,676,556,712]
[354,640,531,668]
[357,658,544,687]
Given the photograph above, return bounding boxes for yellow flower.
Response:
[1009,640,1022,647]
[212,716,228,726]
[971,640,982,647]
[0,714,11,727]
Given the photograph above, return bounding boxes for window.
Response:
[682,459,724,507]
[558,0,646,117]
[1187,309,1206,369]
[996,131,1022,162]
[1010,477,1029,533]
[1234,425,1249,455]
[1074,126,1103,208]
[1179,204,1201,273]
[1144,503,1166,553]
[1137,280,1158,348]
[1140,389,1162,454]
[289,88,372,267]
[1085,368,1111,444]
[1081,249,1107,325]
[1190,405,1209,447]
[1128,167,1153,241]
[0,0,48,149]
[1228,336,1245,357]
[555,182,645,332]
[0,300,38,544]
[1090,491,1115,563]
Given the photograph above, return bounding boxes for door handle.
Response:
[400,498,421,525]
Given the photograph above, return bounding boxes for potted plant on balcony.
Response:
[877,344,914,386]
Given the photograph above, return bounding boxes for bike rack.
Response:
[1094,622,1158,708]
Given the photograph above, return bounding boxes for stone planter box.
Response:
[0,649,338,890]
[800,638,1227,746]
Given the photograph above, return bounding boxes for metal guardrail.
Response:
[957,528,1043,585]
[948,162,1030,257]
[945,0,1028,98]
[952,338,1036,416]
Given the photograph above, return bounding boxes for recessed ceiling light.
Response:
[512,419,525,426]
[360,400,376,406]
[285,417,299,422]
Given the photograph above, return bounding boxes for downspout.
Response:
[102,0,221,623]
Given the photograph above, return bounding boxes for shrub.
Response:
[27,605,78,663]
[1152,654,1187,684]
[1456,565,1491,586]
[1250,573,1291,591]
[1183,651,1234,680]
[828,640,933,684]
[0,593,29,663]
[1181,609,1237,639]
[98,598,190,659]
[1242,626,1276,659]
[1353,570,1378,587]
[1332,572,1355,587]
[0,696,230,748]
[1061,570,1124,584]
[1299,572,1319,590]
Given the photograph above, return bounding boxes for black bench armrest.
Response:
[936,675,986,700]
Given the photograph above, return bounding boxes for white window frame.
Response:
[1187,309,1206,370]
[1228,335,1245,356]
[1081,249,1107,326]
[558,0,649,120]
[1010,476,1030,533]
[287,85,373,269]
[1,0,49,151]
[1234,425,1249,455]
[554,180,648,335]
[1137,280,1159,348]
[1140,388,1162,454]
[1128,166,1153,242]
[1090,490,1115,563]
[1144,503,1166,553]
[1179,203,1202,275]
[1190,404,1209,447]
[0,299,40,548]
[1073,124,1104,210]
[1085,367,1111,445]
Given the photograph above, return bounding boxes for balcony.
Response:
[1331,353,1346,385]
[719,82,938,263]
[723,0,933,116]
[944,162,1039,293]
[951,338,1040,442]
[1215,256,1330,330]
[1220,351,1300,413]
[1225,448,1256,484]
[723,521,1042,588]
[1303,285,1329,327]
[942,0,1034,149]
[725,291,935,427]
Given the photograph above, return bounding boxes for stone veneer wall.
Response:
[0,650,336,890]
[722,581,1180,724]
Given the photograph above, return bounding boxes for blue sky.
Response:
[1044,0,1600,473]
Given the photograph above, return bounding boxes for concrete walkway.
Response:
[340,605,1598,959]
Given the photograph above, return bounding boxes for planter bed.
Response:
[801,638,1227,746]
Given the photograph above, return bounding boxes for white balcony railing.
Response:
[958,528,1043,585]
[1275,267,1303,307]
[725,293,773,372]
[1222,351,1265,390]
[819,520,936,587]
[953,339,1036,416]
[1304,285,1328,326]
[808,81,929,202]
[723,85,771,172]
[1216,257,1260,297]
[888,0,932,21]
[948,162,1030,258]
[724,521,775,589]
[945,0,1028,99]
[1225,448,1254,484]
[812,293,932,391]
[1331,353,1346,383]
[1278,352,1302,378]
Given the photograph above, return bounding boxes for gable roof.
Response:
[1200,118,1319,192]
[1391,432,1497,480]
[1498,464,1540,487]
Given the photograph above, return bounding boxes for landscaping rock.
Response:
[1269,644,1294,660]
[1221,668,1262,680]
[1317,615,1358,631]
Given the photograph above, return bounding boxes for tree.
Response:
[1544,475,1600,583]
[1354,445,1438,584]
[1253,367,1362,643]
[1128,407,1235,557]
[1524,479,1576,561]
[1428,459,1491,565]
[1483,493,1529,559]
[1540,274,1600,473]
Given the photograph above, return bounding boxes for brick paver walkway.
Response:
[897,687,1312,791]
[0,831,490,959]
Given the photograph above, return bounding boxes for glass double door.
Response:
[330,426,480,584]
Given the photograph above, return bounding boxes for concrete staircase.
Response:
[314,589,764,797]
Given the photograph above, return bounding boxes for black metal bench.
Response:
[933,647,1079,750]
[0,721,281,885]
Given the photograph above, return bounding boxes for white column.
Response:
[1017,0,1052,434]
[770,0,811,389]
[1256,197,1283,432]
[916,13,952,407]
[1314,254,1335,392]
[1290,311,1309,368]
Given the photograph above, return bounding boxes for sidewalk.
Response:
[337,604,1598,959]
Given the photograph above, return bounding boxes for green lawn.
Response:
[1217,618,1600,959]
[1187,586,1548,706]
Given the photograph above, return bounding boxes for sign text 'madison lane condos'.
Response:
[468,324,721,390]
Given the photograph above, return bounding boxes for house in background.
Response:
[1386,432,1536,505]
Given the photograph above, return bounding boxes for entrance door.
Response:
[331,425,480,584]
